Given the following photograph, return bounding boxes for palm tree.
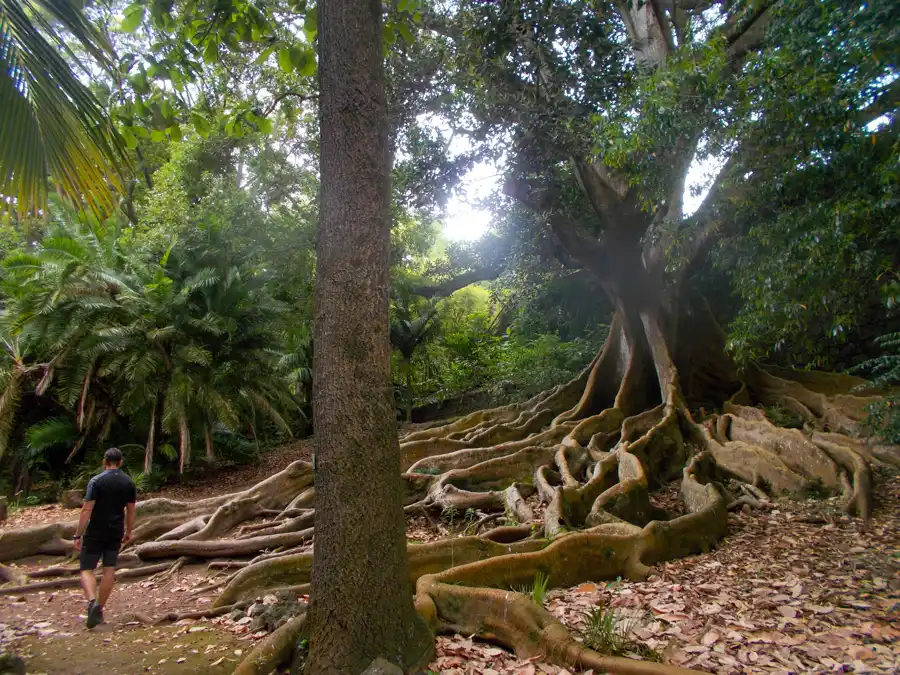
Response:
[390,304,439,423]
[0,216,299,475]
[1,0,126,215]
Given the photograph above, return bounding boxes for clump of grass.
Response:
[582,606,661,662]
[515,570,550,605]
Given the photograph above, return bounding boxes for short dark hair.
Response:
[103,447,123,465]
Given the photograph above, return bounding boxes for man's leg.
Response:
[96,542,121,618]
[79,570,97,602]
[79,538,103,628]
[97,567,116,608]
[79,540,101,602]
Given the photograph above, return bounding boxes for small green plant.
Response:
[516,570,550,606]
[800,478,833,500]
[463,508,478,534]
[582,605,661,661]
[583,606,626,654]
[853,332,900,445]
[761,404,803,429]
[132,470,166,493]
[441,505,459,529]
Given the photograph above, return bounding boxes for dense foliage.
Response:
[1,0,898,498]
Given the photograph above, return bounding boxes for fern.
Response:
[853,332,900,444]
[25,417,77,451]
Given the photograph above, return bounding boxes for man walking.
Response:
[73,447,137,629]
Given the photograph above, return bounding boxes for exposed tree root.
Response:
[233,612,307,675]
[0,562,173,595]
[159,601,250,623]
[417,584,701,675]
[136,528,315,560]
[0,461,314,562]
[0,564,27,585]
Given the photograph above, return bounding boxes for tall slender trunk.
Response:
[405,359,413,423]
[143,395,158,474]
[204,421,214,462]
[178,417,190,475]
[306,0,434,670]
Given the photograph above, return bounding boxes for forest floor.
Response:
[0,441,897,675]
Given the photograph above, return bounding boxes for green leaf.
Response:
[202,40,219,64]
[122,128,138,149]
[383,24,396,46]
[167,124,181,142]
[304,8,317,42]
[255,46,275,65]
[257,117,273,134]
[191,113,211,138]
[291,47,316,77]
[150,128,167,142]
[277,48,293,73]
[398,23,414,44]
[120,6,145,33]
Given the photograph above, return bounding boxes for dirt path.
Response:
[0,559,253,675]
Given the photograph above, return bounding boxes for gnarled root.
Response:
[0,562,174,596]
[415,584,700,675]
[136,528,315,561]
[233,612,307,675]
[215,536,547,607]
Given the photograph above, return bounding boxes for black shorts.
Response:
[79,536,122,570]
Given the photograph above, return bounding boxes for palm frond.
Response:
[0,366,24,461]
[25,415,76,450]
[0,0,128,216]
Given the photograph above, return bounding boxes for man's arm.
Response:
[74,476,100,551]
[123,502,136,544]
[73,501,94,551]
[122,479,137,545]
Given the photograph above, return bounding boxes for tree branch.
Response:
[856,78,900,127]
[406,266,502,299]
[262,91,317,117]
[570,157,629,224]
[503,178,611,281]
[725,0,779,62]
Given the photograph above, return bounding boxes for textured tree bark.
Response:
[144,394,157,474]
[306,0,434,671]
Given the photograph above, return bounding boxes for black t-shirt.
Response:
[84,469,137,541]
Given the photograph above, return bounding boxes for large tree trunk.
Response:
[306,0,434,672]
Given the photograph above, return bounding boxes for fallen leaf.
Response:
[701,631,720,647]
[777,605,798,618]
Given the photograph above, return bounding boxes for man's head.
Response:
[103,447,123,468]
